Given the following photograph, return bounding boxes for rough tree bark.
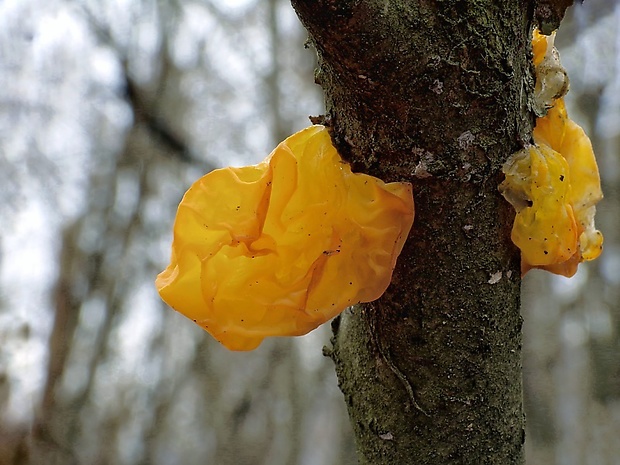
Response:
[290,1,569,463]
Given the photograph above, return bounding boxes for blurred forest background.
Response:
[0,0,618,464]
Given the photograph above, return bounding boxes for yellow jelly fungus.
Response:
[156,125,414,350]
[533,98,603,263]
[500,29,603,277]
[500,144,578,271]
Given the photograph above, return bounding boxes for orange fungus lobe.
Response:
[156,125,414,350]
[500,29,603,277]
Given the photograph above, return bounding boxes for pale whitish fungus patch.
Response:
[532,29,569,115]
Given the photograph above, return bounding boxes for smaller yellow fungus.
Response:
[500,28,603,277]
[156,125,414,350]
[500,144,578,274]
[533,98,603,264]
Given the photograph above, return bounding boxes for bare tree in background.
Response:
[3,1,349,464]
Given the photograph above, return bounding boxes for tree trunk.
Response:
[291,1,545,463]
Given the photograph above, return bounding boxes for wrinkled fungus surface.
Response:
[156,125,414,350]
[500,29,603,277]
[500,144,578,271]
[534,99,603,263]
